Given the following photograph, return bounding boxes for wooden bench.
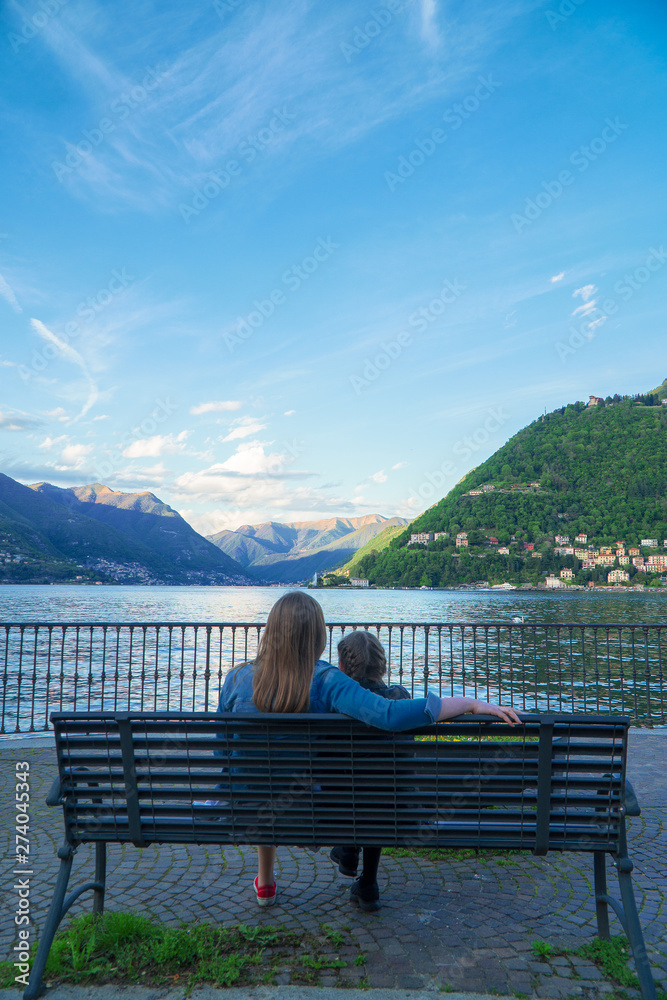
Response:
[25,710,657,999]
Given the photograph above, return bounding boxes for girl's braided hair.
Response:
[337,630,386,686]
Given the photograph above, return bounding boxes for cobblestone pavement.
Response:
[1,730,665,998]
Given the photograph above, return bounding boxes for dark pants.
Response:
[338,845,382,882]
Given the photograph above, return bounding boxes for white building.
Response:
[410,533,434,545]
[641,538,658,548]
[349,577,370,588]
[545,575,565,588]
[608,569,629,584]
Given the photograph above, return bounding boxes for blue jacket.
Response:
[218,659,441,730]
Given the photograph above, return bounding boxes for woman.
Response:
[218,590,520,907]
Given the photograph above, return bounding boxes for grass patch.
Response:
[384,845,530,864]
[0,912,358,992]
[531,939,553,959]
[574,935,667,996]
[527,935,667,1000]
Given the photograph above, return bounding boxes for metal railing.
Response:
[1,621,665,734]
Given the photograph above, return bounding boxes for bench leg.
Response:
[93,842,106,916]
[23,845,74,1000]
[617,859,658,1000]
[593,851,610,940]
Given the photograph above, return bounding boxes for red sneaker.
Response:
[254,876,277,906]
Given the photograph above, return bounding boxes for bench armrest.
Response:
[46,777,63,807]
[624,778,641,817]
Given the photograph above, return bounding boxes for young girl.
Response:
[217,591,520,907]
[329,629,410,911]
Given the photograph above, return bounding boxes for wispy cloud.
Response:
[0,272,22,313]
[420,0,441,47]
[550,271,565,283]
[573,284,596,303]
[31,319,98,423]
[32,2,524,211]
[190,400,242,415]
[0,409,42,431]
[222,417,268,442]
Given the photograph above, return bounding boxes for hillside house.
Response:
[633,556,646,568]
[608,569,629,584]
[582,560,596,570]
[629,547,640,556]
[575,533,588,544]
[410,532,434,544]
[596,555,615,567]
[455,532,468,549]
[640,538,658,548]
[349,578,370,587]
[433,532,449,540]
[524,542,535,551]
[555,534,570,545]
[560,568,574,580]
[648,554,667,569]
[489,537,498,544]
[618,556,630,566]
[574,548,588,560]
[498,546,510,554]
[545,575,565,588]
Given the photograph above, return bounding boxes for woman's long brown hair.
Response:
[252,591,326,713]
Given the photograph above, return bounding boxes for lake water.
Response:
[2,587,665,732]
[1,583,666,624]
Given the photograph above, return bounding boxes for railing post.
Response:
[643,627,653,728]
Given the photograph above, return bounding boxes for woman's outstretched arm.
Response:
[437,696,521,726]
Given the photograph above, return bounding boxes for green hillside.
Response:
[336,521,410,576]
[356,391,667,588]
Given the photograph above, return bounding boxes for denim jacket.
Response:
[217,659,441,729]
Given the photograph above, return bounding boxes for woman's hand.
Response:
[437,695,522,725]
[470,699,522,726]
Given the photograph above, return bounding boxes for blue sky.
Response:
[1,0,666,536]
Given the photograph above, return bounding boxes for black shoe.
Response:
[329,846,359,877]
[350,878,380,912]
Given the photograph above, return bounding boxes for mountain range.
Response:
[0,476,250,585]
[207,514,408,583]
